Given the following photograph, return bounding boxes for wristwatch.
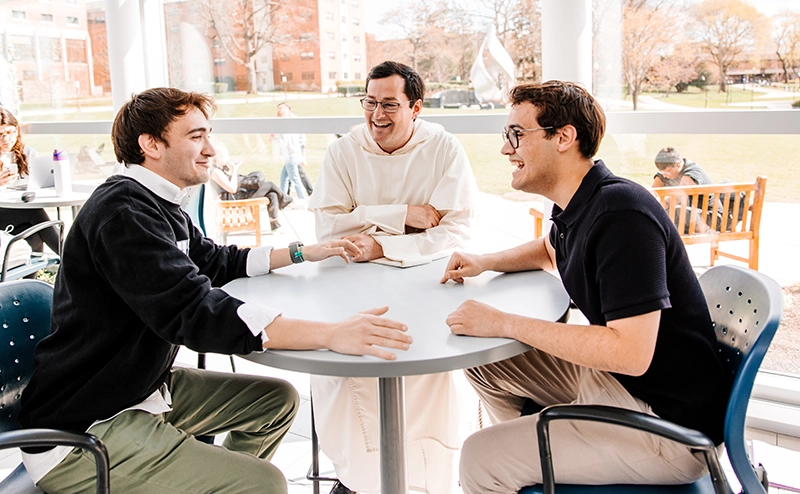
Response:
[289,242,305,264]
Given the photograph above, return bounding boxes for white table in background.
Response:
[0,188,91,219]
[223,257,571,494]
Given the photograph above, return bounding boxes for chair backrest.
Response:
[182,184,207,236]
[0,280,53,434]
[698,265,782,494]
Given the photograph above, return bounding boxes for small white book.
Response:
[370,250,452,268]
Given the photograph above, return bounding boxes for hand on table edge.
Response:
[262,306,412,361]
[440,251,488,284]
[445,299,511,338]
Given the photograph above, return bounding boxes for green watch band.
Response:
[289,242,305,264]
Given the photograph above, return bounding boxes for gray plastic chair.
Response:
[522,265,782,494]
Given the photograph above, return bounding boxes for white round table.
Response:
[223,257,571,493]
[0,188,91,219]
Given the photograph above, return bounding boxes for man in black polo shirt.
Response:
[440,81,729,494]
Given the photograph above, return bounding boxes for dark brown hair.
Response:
[509,81,605,159]
[366,61,425,107]
[112,87,216,166]
[0,108,29,176]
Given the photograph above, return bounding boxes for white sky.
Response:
[363,0,800,35]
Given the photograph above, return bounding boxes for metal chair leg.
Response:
[198,353,236,373]
[306,393,338,493]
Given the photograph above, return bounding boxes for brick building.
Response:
[0,0,98,103]
[272,0,368,92]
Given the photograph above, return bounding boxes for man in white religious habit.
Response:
[308,60,478,494]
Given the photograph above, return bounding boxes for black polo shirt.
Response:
[549,161,729,444]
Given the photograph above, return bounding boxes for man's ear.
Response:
[138,134,161,160]
[411,99,422,120]
[555,125,578,153]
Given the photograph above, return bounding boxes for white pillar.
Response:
[593,0,623,103]
[106,0,147,111]
[540,0,593,231]
[60,34,68,81]
[140,0,168,88]
[541,0,592,88]
[85,33,96,93]
[34,33,43,83]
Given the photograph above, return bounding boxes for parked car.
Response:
[423,89,478,108]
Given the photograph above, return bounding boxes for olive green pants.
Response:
[38,367,299,494]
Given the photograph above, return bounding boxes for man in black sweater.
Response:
[19,87,412,494]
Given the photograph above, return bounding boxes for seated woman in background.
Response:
[209,142,293,231]
[0,108,61,253]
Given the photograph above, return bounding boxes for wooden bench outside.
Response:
[651,176,766,270]
[529,176,767,270]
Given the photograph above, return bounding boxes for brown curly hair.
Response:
[0,108,29,176]
[112,87,216,166]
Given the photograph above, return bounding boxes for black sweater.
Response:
[20,176,264,433]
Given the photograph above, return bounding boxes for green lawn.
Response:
[19,91,800,203]
[640,84,800,109]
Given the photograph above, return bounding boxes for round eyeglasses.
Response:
[501,126,554,149]
[360,98,411,113]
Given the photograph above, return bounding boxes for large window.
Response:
[3,3,797,385]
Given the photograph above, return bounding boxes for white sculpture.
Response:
[470,25,516,105]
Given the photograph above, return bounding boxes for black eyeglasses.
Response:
[360,98,411,113]
[502,126,553,149]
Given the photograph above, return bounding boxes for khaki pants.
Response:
[459,349,708,494]
[38,367,299,494]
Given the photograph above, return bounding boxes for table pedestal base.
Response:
[379,376,407,494]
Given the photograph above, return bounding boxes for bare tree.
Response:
[506,0,543,83]
[477,0,542,83]
[621,0,676,110]
[379,1,448,75]
[773,11,800,84]
[198,0,306,93]
[442,3,482,82]
[694,0,764,92]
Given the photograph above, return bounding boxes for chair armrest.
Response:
[0,428,109,494]
[2,220,64,281]
[536,404,727,494]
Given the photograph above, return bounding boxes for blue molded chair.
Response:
[0,280,110,493]
[521,265,782,494]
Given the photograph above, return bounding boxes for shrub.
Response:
[792,99,800,109]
